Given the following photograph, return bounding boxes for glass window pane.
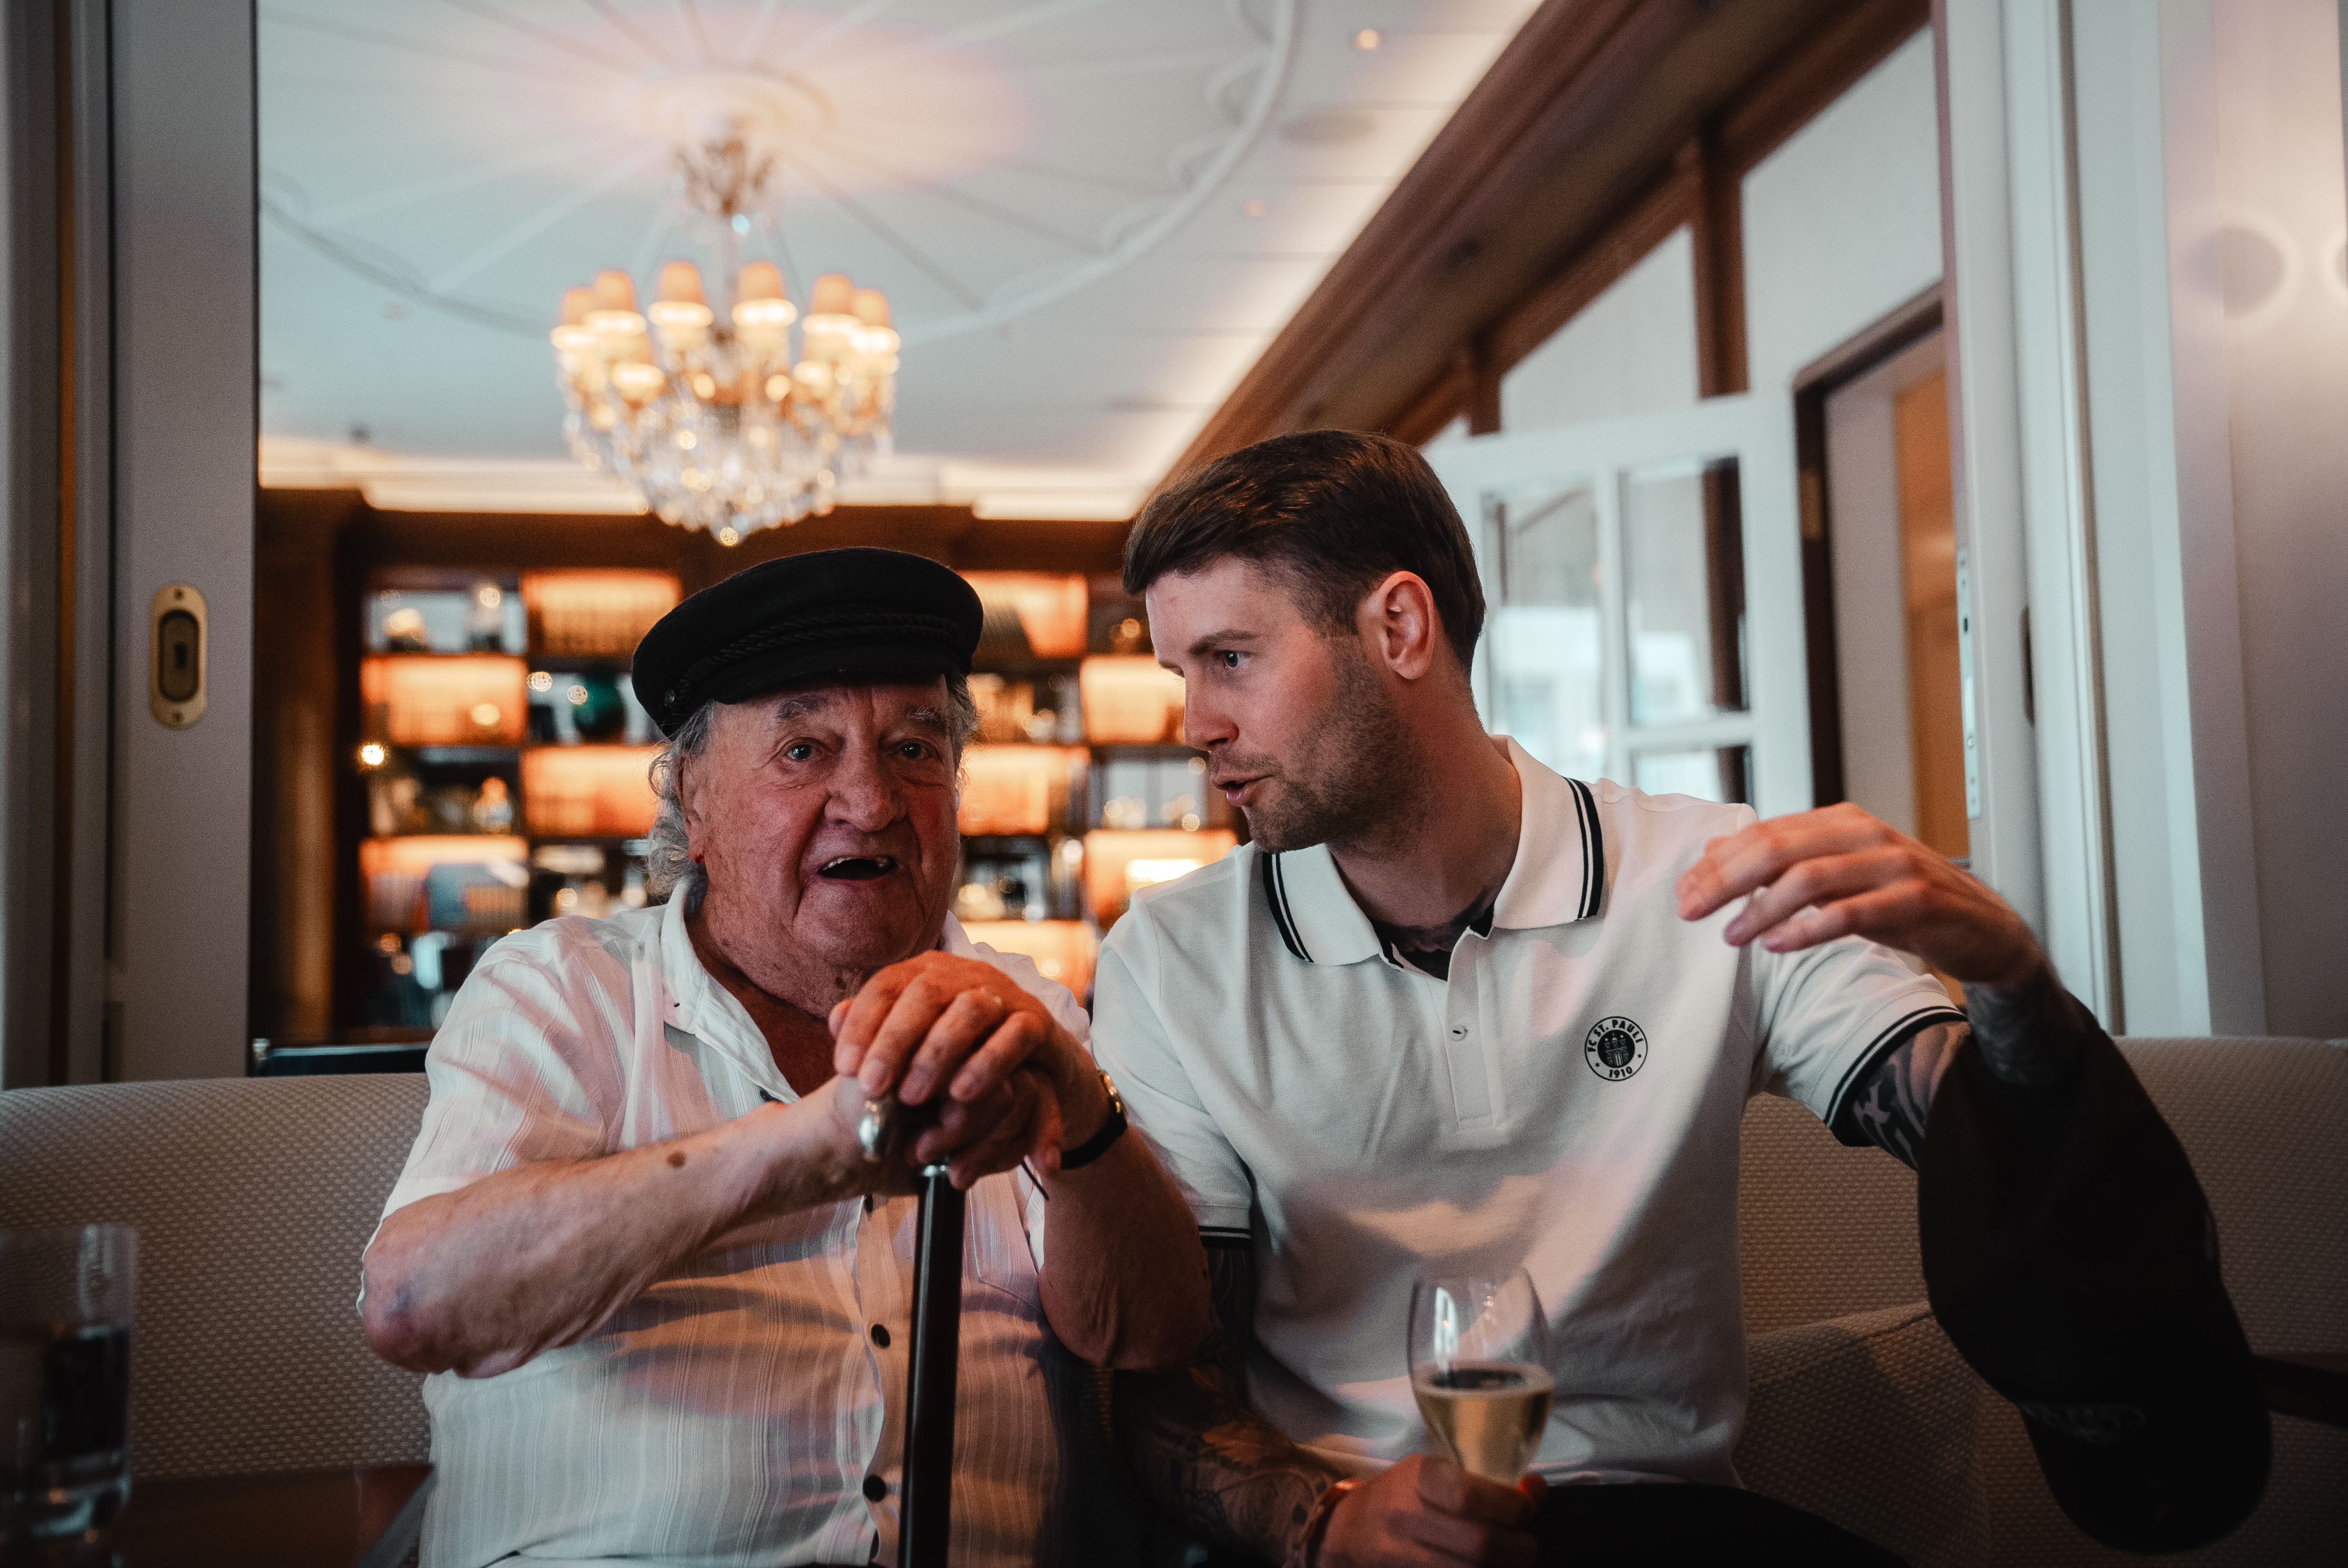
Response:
[1624,456,1745,725]
[1481,480,1605,781]
[1631,745,1752,805]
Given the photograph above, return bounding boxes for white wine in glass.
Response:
[1407,1270,1554,1483]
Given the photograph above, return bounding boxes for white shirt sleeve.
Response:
[1749,927,1967,1127]
[379,931,625,1218]
[1089,910,1254,1236]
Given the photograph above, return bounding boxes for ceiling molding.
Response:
[262,488,1135,585]
[260,437,1145,522]
[1167,0,1930,479]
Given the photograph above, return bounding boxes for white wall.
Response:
[2062,0,2267,1038]
[110,0,258,1078]
[1742,31,1943,393]
[1943,0,2327,1035]
[2210,0,2348,1036]
[1498,227,1698,426]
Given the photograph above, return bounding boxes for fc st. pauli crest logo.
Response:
[1583,1016,1649,1081]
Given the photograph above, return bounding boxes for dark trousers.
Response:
[1533,1483,1904,1565]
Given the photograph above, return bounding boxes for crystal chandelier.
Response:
[549,135,899,545]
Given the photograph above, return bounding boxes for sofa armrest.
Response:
[1737,1301,1988,1568]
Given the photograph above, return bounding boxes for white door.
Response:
[1426,395,1809,819]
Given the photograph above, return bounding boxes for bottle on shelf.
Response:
[470,777,516,834]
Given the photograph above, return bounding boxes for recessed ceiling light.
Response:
[1240,198,1266,219]
[1281,110,1377,147]
[1354,28,1381,50]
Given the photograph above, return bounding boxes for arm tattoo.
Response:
[1835,962,2095,1168]
[1114,1239,1337,1561]
[1839,1020,1967,1169]
[1964,960,2094,1087]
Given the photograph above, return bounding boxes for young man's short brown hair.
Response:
[1122,429,1486,671]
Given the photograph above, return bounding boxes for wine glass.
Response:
[1407,1268,1554,1483]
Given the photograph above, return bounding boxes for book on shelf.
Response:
[521,570,681,660]
[361,654,529,747]
[519,745,662,838]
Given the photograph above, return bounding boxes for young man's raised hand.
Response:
[1674,802,2041,987]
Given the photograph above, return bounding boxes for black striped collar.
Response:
[1257,740,1608,966]
[1258,845,1373,964]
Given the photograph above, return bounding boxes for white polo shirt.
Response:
[1091,737,1960,1487]
[377,894,1091,1568]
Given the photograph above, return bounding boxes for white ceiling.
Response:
[258,0,1538,518]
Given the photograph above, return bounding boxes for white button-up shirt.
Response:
[1092,739,1961,1487]
[377,893,1091,1568]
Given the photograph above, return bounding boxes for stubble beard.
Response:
[1240,639,1427,855]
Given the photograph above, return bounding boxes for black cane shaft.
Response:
[899,1164,965,1568]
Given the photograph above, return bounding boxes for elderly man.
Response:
[362,547,1207,1568]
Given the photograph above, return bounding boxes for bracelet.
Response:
[1285,1477,1363,1568]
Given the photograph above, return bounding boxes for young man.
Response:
[1096,432,2264,1566]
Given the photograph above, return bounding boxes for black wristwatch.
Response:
[1058,1070,1127,1170]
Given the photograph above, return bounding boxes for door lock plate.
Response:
[150,583,208,729]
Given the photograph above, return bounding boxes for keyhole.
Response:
[157,610,199,702]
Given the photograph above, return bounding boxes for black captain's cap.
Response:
[1921,1027,2270,1553]
[632,546,984,737]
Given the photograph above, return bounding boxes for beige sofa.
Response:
[1733,1036,2347,1565]
[0,1037,2337,1565]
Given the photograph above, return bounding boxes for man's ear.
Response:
[1359,570,1441,682]
[674,752,708,864]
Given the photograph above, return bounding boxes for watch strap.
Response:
[1057,1071,1127,1170]
[1286,1477,1364,1568]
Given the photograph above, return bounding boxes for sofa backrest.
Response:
[1738,1034,2348,1355]
[1737,1092,1919,1335]
[2119,1037,2348,1358]
[0,1075,431,1480]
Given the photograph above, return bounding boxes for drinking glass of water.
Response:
[1407,1268,1553,1483]
[2,1225,136,1540]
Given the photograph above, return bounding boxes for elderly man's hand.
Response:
[826,953,1109,1187]
[791,1070,1055,1198]
[1675,802,2041,987]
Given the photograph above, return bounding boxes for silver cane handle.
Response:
[857,1092,902,1163]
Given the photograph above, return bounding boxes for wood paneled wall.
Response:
[1172,0,1930,473]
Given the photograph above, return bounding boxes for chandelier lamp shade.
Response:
[552,246,899,545]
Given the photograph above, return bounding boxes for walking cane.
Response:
[861,1095,963,1568]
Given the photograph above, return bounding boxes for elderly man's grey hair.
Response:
[642,674,981,906]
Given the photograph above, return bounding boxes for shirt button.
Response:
[863,1474,888,1503]
[1450,1026,1468,1038]
[870,1323,891,1348]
